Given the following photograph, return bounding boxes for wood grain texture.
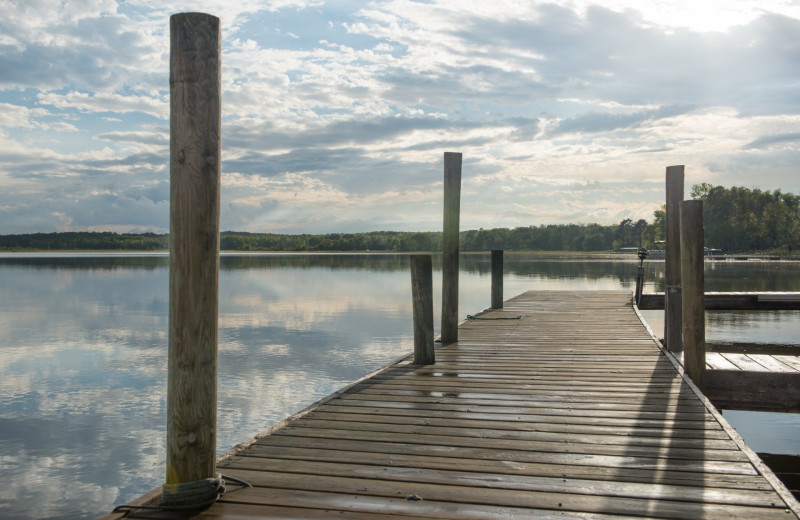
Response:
[664,165,684,352]
[125,291,798,519]
[440,152,461,344]
[680,200,706,389]
[491,249,503,309]
[410,255,435,365]
[705,370,800,412]
[167,12,221,489]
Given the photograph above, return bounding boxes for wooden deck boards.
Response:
[126,290,799,519]
[702,353,800,373]
[677,347,800,413]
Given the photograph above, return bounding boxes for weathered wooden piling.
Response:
[165,12,222,506]
[664,165,684,352]
[680,200,705,388]
[410,255,435,365]
[441,152,462,344]
[491,249,503,309]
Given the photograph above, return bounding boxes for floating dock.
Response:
[639,292,800,311]
[638,291,800,413]
[114,290,799,519]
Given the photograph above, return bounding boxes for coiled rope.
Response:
[112,474,252,516]
[466,314,522,320]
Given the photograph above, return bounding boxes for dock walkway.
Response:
[125,291,799,519]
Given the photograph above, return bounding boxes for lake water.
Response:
[0,252,798,519]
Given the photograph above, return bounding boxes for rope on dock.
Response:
[112,474,252,516]
[466,314,522,320]
[164,473,224,506]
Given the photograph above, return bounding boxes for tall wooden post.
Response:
[441,152,462,344]
[165,12,222,506]
[410,255,435,365]
[665,165,684,352]
[680,200,705,389]
[491,249,503,309]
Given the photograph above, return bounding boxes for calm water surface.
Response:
[0,253,798,519]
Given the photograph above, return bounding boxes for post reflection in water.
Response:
[0,252,798,519]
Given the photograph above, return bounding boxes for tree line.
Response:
[0,231,169,251]
[690,183,799,252]
[0,227,651,252]
[1,184,797,253]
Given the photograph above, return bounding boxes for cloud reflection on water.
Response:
[1,253,799,519]
[0,254,421,519]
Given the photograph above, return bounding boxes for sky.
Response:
[1,0,799,235]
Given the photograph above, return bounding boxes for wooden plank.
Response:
[332,400,711,421]
[396,368,681,380]
[220,458,780,507]
[706,353,741,370]
[346,386,702,402]
[708,342,800,356]
[266,426,749,462]
[290,417,740,451]
[214,468,790,519]
[324,401,716,424]
[682,351,799,373]
[229,446,774,491]
[774,355,800,372]
[720,353,773,372]
[199,493,637,520]
[250,433,760,475]
[364,377,687,392]
[306,410,731,440]
[759,293,800,301]
[748,354,799,373]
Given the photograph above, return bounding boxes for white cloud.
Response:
[0,103,46,128]
[37,91,167,118]
[0,2,163,92]
[0,0,119,41]
[0,1,799,234]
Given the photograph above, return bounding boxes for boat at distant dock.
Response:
[619,244,723,259]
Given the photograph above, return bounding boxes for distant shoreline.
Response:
[2,250,797,262]
[0,248,635,258]
[2,229,797,259]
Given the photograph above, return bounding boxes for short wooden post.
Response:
[635,263,645,305]
[491,249,503,309]
[441,152,462,344]
[410,255,435,365]
[665,165,684,352]
[680,200,705,388]
[165,12,222,506]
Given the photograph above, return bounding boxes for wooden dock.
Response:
[117,290,799,519]
[697,350,800,413]
[639,292,800,311]
[636,292,800,412]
